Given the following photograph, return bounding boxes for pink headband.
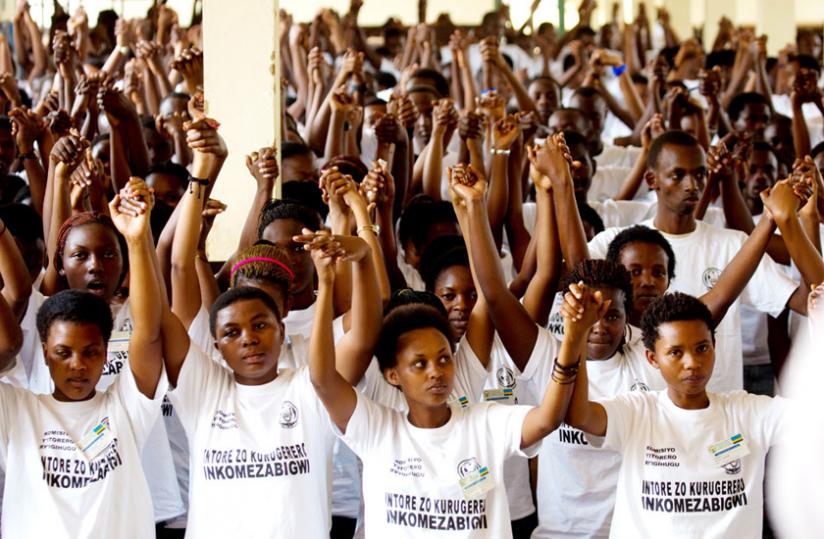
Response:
[230,257,295,281]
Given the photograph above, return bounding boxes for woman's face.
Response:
[586,286,627,361]
[617,241,670,319]
[60,223,124,302]
[214,298,284,386]
[44,321,107,402]
[384,327,455,408]
[433,265,477,340]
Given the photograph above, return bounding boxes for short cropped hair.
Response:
[641,292,715,351]
[727,92,771,123]
[257,199,323,239]
[397,195,458,251]
[647,130,701,171]
[37,289,113,344]
[209,286,282,338]
[375,303,455,372]
[561,259,633,313]
[409,68,449,98]
[606,225,676,282]
[418,235,469,292]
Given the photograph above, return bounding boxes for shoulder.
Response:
[588,226,626,258]
[696,221,747,244]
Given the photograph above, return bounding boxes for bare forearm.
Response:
[170,181,206,327]
[792,102,811,159]
[487,154,509,248]
[720,175,755,233]
[552,179,589,268]
[615,148,649,200]
[423,134,444,200]
[702,216,774,324]
[0,225,33,318]
[775,213,824,286]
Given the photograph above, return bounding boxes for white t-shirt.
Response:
[17,299,185,523]
[590,390,787,538]
[525,342,666,538]
[339,393,540,538]
[479,334,541,521]
[168,343,336,537]
[0,364,166,537]
[588,220,797,391]
[522,199,654,234]
[398,254,426,291]
[8,290,47,387]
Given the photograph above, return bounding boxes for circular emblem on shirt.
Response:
[456,458,480,478]
[723,459,742,475]
[702,267,721,290]
[496,366,516,389]
[630,380,650,392]
[279,401,299,428]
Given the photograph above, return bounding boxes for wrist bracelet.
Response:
[18,151,36,161]
[188,175,209,196]
[492,148,511,156]
[118,45,130,56]
[357,224,380,235]
[551,357,580,384]
[612,64,627,77]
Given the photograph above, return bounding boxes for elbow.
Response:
[0,329,23,368]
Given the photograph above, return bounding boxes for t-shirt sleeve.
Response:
[110,361,169,447]
[187,306,212,352]
[587,227,622,259]
[454,336,490,400]
[167,341,230,432]
[337,391,392,457]
[740,252,798,318]
[517,327,559,400]
[748,394,790,449]
[585,393,635,451]
[0,382,22,450]
[486,403,541,459]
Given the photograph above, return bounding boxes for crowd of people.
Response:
[0,0,821,537]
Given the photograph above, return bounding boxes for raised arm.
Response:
[0,219,26,367]
[560,282,609,437]
[110,179,164,398]
[763,178,824,287]
[529,134,589,268]
[42,135,88,297]
[523,168,562,326]
[481,38,538,115]
[238,147,277,252]
[303,230,358,433]
[9,106,47,216]
[170,146,208,328]
[451,164,536,370]
[699,212,776,325]
[488,116,520,249]
[522,281,609,448]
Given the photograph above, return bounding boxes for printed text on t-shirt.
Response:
[384,492,487,531]
[201,444,310,480]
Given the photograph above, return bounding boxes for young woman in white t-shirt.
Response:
[159,184,381,539]
[564,290,788,538]
[303,219,608,538]
[0,182,167,537]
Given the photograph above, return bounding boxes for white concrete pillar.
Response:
[702,0,736,51]
[755,0,794,56]
[202,0,280,261]
[662,0,693,44]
